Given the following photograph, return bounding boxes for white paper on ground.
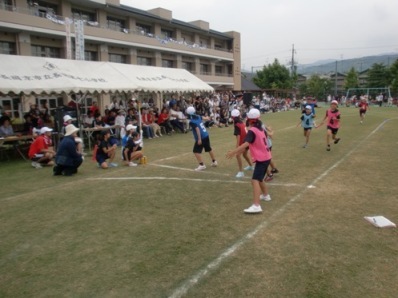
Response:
[364,216,396,228]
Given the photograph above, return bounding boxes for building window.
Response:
[109,53,127,64]
[162,60,173,68]
[0,96,21,119]
[71,8,96,22]
[161,29,173,39]
[31,45,60,58]
[107,16,126,32]
[200,64,209,75]
[0,41,16,55]
[1,0,13,11]
[85,51,97,61]
[136,23,152,35]
[35,96,63,116]
[182,62,192,72]
[29,1,58,18]
[215,65,223,75]
[137,57,152,66]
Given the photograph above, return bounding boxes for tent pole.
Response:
[77,92,88,153]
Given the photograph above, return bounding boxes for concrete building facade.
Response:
[0,0,240,116]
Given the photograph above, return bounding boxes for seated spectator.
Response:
[125,108,139,126]
[91,113,106,141]
[169,104,186,133]
[62,115,75,133]
[157,107,173,135]
[122,130,143,167]
[28,127,56,168]
[53,124,83,176]
[148,108,162,137]
[12,111,24,125]
[90,101,99,116]
[83,110,94,128]
[23,113,34,135]
[141,107,155,139]
[0,118,14,137]
[96,130,118,169]
[175,106,190,131]
[106,109,116,126]
[115,109,126,139]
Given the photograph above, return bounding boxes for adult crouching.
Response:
[53,124,83,176]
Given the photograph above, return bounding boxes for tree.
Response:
[344,67,359,90]
[389,59,398,96]
[303,75,332,100]
[253,59,292,89]
[367,63,390,88]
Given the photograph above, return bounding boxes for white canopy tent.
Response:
[0,54,214,95]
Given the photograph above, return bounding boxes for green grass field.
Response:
[1,105,397,297]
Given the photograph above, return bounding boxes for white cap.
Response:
[186,106,196,115]
[40,127,53,134]
[247,108,260,119]
[126,124,137,131]
[63,115,75,122]
[231,109,240,117]
[331,100,338,105]
[305,105,312,110]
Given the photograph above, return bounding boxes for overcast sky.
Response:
[121,0,398,70]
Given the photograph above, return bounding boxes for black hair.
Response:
[246,119,264,130]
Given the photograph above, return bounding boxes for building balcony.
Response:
[0,5,234,62]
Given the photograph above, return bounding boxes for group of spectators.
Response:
[0,103,55,137]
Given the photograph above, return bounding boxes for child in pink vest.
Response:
[318,100,341,151]
[226,108,272,214]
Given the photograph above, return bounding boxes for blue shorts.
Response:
[96,155,107,165]
[252,160,271,182]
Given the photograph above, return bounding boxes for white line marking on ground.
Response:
[88,177,247,184]
[154,153,191,163]
[149,164,232,177]
[87,176,301,187]
[168,118,392,298]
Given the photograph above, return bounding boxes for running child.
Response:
[231,109,253,178]
[358,97,369,124]
[317,100,341,151]
[226,108,272,214]
[186,106,218,171]
[296,105,316,148]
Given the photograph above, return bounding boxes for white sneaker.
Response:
[244,165,254,171]
[236,171,244,178]
[31,161,42,169]
[260,194,271,201]
[211,161,218,167]
[129,162,138,167]
[195,165,206,171]
[244,204,262,213]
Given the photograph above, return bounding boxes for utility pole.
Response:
[291,44,296,76]
[334,60,338,97]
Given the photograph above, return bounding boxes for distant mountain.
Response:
[297,54,398,75]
